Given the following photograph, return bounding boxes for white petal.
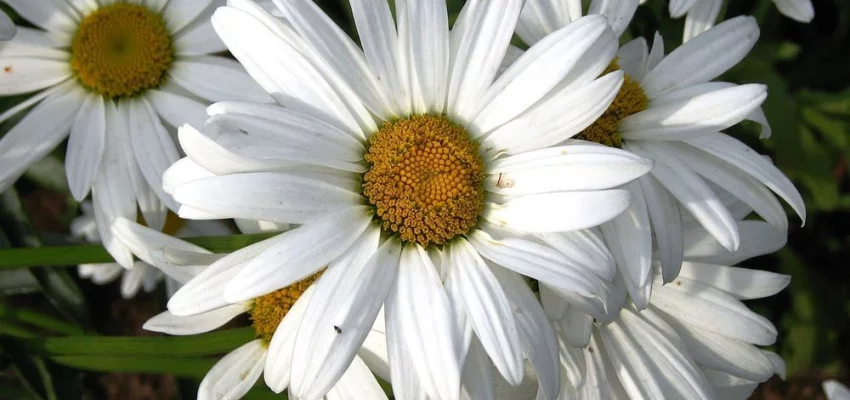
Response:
[0,57,70,96]
[536,229,616,281]
[588,0,639,37]
[773,0,814,23]
[472,15,615,133]
[385,308,428,400]
[481,72,622,154]
[515,0,583,45]
[162,157,213,195]
[677,262,791,300]
[396,0,450,112]
[447,0,524,121]
[627,141,739,251]
[348,0,403,113]
[224,207,373,303]
[5,0,78,37]
[641,16,759,97]
[492,266,561,399]
[652,279,778,346]
[111,217,210,283]
[483,190,633,233]
[682,0,722,42]
[484,143,651,195]
[290,229,401,400]
[460,339,496,400]
[65,94,106,201]
[143,304,248,335]
[703,369,759,399]
[197,339,266,400]
[173,17,227,56]
[275,0,393,118]
[559,306,593,348]
[146,89,207,130]
[386,244,461,400]
[682,220,787,266]
[600,182,652,309]
[669,0,699,17]
[616,37,649,81]
[325,356,389,400]
[0,82,81,191]
[637,175,684,283]
[172,172,361,224]
[169,57,271,103]
[685,133,806,224]
[447,239,523,385]
[620,84,767,140]
[263,285,314,393]
[163,0,214,33]
[0,10,15,40]
[469,229,607,299]
[128,99,181,211]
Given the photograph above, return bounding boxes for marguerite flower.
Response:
[0,0,269,268]
[71,201,231,298]
[163,0,656,398]
[668,0,814,41]
[492,219,790,399]
[106,218,388,400]
[516,8,804,309]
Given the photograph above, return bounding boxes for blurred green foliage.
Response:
[1,0,849,398]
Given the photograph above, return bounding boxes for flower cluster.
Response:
[0,0,820,399]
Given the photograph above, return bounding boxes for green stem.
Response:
[0,233,278,269]
[0,304,84,335]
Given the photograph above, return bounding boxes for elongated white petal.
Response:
[481,72,623,154]
[325,356,389,400]
[448,239,523,385]
[264,286,314,393]
[773,0,814,23]
[169,57,271,103]
[162,157,213,195]
[144,304,248,335]
[348,0,403,113]
[65,94,106,201]
[128,99,181,211]
[682,0,722,42]
[386,244,461,400]
[146,89,207,130]
[198,339,266,400]
[637,175,684,283]
[0,57,70,96]
[111,217,210,282]
[470,230,606,299]
[448,0,524,121]
[685,133,806,224]
[163,0,213,33]
[601,182,652,309]
[669,0,699,17]
[641,16,759,97]
[397,0,450,112]
[173,172,361,224]
[537,229,615,281]
[5,0,77,37]
[589,0,639,37]
[460,339,496,400]
[515,0,583,45]
[617,37,649,81]
[483,190,632,233]
[620,84,767,140]
[472,15,615,133]
[682,220,787,266]
[628,141,740,251]
[676,262,790,300]
[173,18,227,56]
[224,207,373,303]
[290,230,401,400]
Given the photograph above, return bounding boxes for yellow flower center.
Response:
[362,115,486,248]
[574,61,648,147]
[250,272,322,343]
[70,3,173,98]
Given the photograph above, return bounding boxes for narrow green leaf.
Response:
[27,328,255,357]
[0,304,84,335]
[0,232,278,269]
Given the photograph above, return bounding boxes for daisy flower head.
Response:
[512,220,790,400]
[668,0,814,42]
[0,0,269,268]
[516,5,805,309]
[164,0,657,398]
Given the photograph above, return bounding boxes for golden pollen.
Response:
[70,3,173,98]
[574,60,649,148]
[250,272,322,343]
[362,115,486,247]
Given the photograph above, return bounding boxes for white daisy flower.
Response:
[0,10,14,40]
[485,219,790,399]
[107,218,388,400]
[0,0,270,268]
[668,0,814,42]
[163,0,656,398]
[516,7,804,309]
[825,380,850,400]
[71,201,231,298]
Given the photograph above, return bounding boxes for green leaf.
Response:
[0,190,91,330]
[26,328,255,358]
[0,304,85,336]
[0,232,278,269]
